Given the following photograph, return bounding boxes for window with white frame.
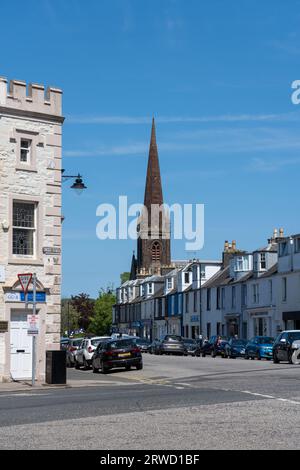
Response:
[167,278,173,290]
[20,138,32,164]
[148,283,153,295]
[184,272,190,284]
[260,253,266,270]
[12,201,36,256]
[235,256,249,272]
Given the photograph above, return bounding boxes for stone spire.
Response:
[136,118,171,276]
[143,117,164,211]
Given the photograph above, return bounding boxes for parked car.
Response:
[60,337,70,350]
[92,338,143,373]
[223,339,248,358]
[66,338,84,367]
[245,336,274,360]
[75,336,111,369]
[273,330,300,364]
[131,337,151,352]
[183,338,199,356]
[201,336,229,357]
[156,335,187,356]
[148,339,162,354]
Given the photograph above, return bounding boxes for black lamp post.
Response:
[61,169,87,195]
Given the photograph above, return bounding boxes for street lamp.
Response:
[61,169,87,195]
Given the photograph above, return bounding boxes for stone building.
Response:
[0,76,63,382]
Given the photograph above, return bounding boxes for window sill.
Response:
[16,165,38,173]
[8,258,44,266]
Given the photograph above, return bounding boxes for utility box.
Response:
[45,350,66,384]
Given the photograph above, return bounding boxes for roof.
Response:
[259,263,278,278]
[201,266,231,289]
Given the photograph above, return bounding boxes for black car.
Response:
[273,330,300,364]
[157,335,186,355]
[148,339,162,354]
[92,338,143,373]
[183,338,199,356]
[201,336,229,357]
[132,338,151,352]
[223,339,248,358]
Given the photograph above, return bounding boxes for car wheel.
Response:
[75,360,80,369]
[202,353,206,357]
[256,351,261,360]
[125,365,131,371]
[273,353,280,364]
[101,362,109,374]
[83,357,90,370]
[92,364,99,373]
[244,354,249,360]
[136,363,143,370]
[288,351,293,364]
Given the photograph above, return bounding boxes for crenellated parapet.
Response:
[0,76,62,117]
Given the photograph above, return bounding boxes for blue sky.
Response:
[2,0,300,297]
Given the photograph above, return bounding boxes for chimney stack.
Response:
[279,228,284,238]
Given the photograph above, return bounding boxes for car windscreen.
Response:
[288,332,300,342]
[232,340,247,346]
[257,337,274,344]
[165,335,182,342]
[91,339,108,346]
[184,339,196,344]
[72,339,83,346]
[108,340,135,350]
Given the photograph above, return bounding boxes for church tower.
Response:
[136,118,171,277]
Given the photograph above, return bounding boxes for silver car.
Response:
[75,336,111,369]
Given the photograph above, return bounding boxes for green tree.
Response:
[88,287,116,336]
[70,293,95,331]
[120,272,130,284]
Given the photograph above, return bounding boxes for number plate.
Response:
[118,352,131,358]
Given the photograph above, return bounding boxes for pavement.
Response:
[0,354,300,450]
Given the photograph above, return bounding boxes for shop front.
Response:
[283,311,300,331]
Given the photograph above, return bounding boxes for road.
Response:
[0,354,299,450]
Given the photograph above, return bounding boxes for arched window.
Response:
[151,241,161,262]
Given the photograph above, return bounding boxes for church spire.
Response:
[143,117,164,210]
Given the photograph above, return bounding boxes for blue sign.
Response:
[21,292,46,302]
[191,315,200,323]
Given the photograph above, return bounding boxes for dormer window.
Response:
[148,283,153,295]
[184,272,190,284]
[294,238,300,253]
[235,256,249,272]
[260,253,266,270]
[167,278,173,290]
[279,241,288,257]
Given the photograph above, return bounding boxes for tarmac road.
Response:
[0,354,299,450]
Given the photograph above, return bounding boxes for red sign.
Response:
[18,273,32,294]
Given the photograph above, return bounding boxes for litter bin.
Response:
[46,350,66,384]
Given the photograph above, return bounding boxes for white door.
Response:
[10,312,32,380]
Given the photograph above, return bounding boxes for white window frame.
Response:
[12,201,37,259]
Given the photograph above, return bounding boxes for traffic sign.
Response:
[18,273,32,294]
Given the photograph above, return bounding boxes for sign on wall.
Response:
[0,321,8,333]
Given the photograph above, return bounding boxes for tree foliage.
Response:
[88,287,116,336]
[70,293,95,331]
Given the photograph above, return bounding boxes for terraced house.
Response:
[0,76,63,382]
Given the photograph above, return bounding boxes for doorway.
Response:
[10,311,32,380]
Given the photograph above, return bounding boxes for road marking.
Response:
[239,390,300,405]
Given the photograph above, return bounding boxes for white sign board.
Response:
[27,314,39,336]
